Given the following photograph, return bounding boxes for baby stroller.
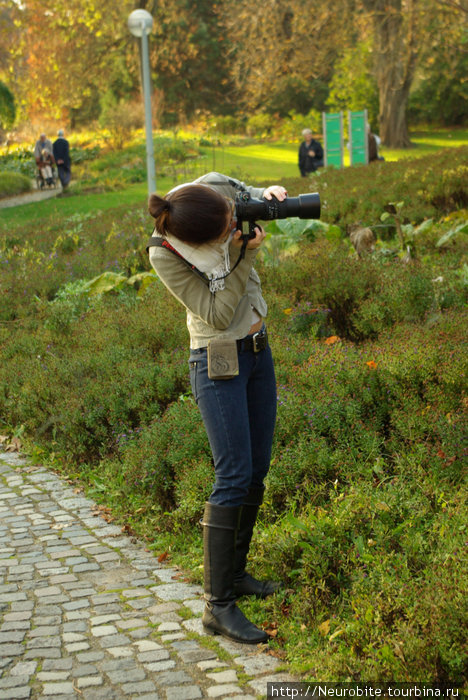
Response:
[36,148,57,189]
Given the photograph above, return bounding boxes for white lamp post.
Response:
[128,9,156,195]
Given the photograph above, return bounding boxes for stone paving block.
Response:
[0,687,31,699]
[146,602,181,615]
[144,660,176,673]
[24,648,62,659]
[1,620,30,631]
[0,643,24,656]
[10,661,37,676]
[65,642,90,653]
[98,633,132,648]
[36,672,70,682]
[116,618,147,630]
[163,686,202,700]
[27,637,61,650]
[0,631,26,644]
[183,599,205,616]
[206,685,242,697]
[197,661,228,671]
[42,659,73,671]
[75,651,105,664]
[150,583,203,601]
[91,614,121,626]
[106,646,134,658]
[235,653,281,675]
[156,670,193,686]
[0,676,31,689]
[158,622,181,632]
[76,676,103,688]
[41,682,75,695]
[137,650,171,664]
[178,648,218,663]
[121,680,157,695]
[206,670,238,684]
[28,625,60,638]
[122,588,151,598]
[160,633,186,642]
[91,625,118,637]
[106,668,146,684]
[134,640,164,652]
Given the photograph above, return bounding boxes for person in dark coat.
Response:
[298,128,324,176]
[367,125,385,162]
[53,129,71,189]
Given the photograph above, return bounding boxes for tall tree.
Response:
[5,0,137,123]
[360,0,419,147]
[147,0,234,121]
[222,0,353,116]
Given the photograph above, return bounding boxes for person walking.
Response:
[147,172,286,644]
[53,129,71,190]
[298,128,324,176]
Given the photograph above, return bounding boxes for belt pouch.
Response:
[207,337,239,380]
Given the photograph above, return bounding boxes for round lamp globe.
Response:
[128,9,153,38]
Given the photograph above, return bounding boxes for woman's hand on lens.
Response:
[231,227,266,249]
[263,185,287,201]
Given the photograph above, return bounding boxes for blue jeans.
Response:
[189,335,277,507]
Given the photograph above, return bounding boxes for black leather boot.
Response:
[234,486,282,599]
[201,502,268,644]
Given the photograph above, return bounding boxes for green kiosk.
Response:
[322,111,344,168]
[348,109,369,165]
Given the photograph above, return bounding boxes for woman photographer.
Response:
[148,172,287,644]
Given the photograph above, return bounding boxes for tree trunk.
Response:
[363,0,419,148]
[378,66,412,147]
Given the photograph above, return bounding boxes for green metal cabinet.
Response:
[348,109,369,165]
[322,111,344,168]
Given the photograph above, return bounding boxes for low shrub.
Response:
[0,170,32,197]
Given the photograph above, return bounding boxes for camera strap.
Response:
[146,236,210,284]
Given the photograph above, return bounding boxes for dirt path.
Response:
[0,185,62,209]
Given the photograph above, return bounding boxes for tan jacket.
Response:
[148,173,268,349]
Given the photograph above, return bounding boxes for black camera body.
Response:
[235,191,321,240]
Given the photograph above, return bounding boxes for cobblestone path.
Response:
[0,451,294,699]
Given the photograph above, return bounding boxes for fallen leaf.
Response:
[158,551,168,563]
[51,523,72,530]
[329,628,344,641]
[318,619,331,635]
[5,437,21,452]
[375,501,390,512]
[267,648,287,659]
[263,620,279,637]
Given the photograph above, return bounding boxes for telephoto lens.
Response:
[235,192,321,223]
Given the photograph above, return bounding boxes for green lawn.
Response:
[1,126,466,231]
